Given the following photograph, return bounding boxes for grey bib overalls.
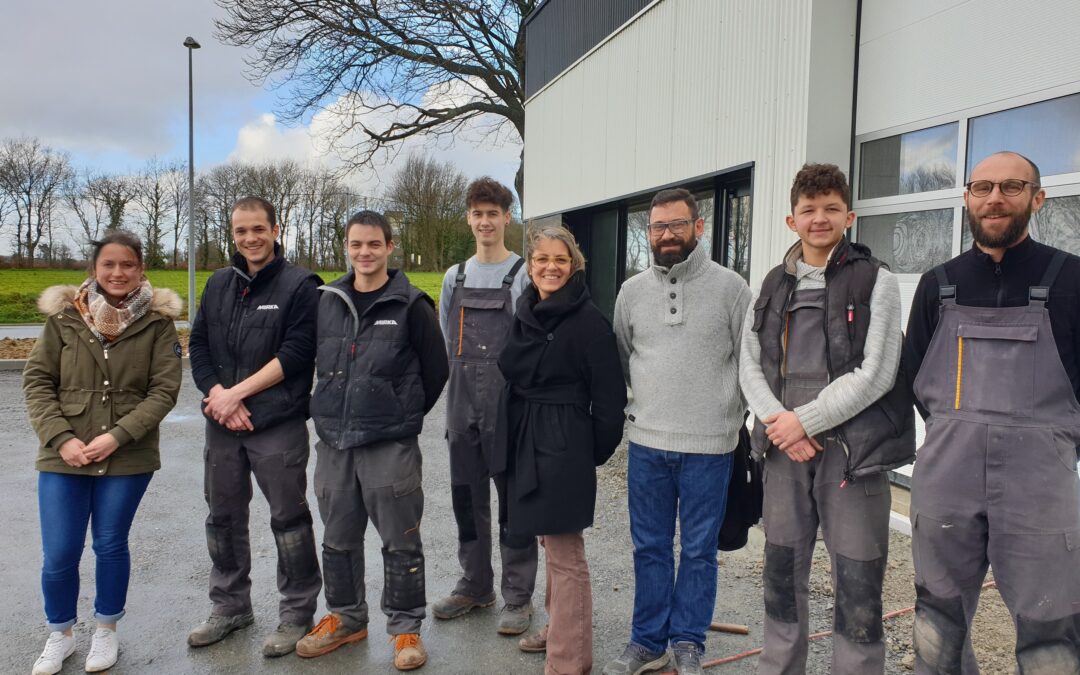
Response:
[760,288,892,675]
[444,259,537,605]
[911,251,1080,674]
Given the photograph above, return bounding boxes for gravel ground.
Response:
[0,370,1016,673]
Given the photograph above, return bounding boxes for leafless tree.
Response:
[162,161,188,267]
[386,154,469,271]
[64,168,111,257]
[0,137,72,266]
[132,159,173,267]
[214,0,535,198]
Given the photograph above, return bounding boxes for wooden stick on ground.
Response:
[709,622,749,635]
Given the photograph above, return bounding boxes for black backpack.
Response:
[717,414,763,551]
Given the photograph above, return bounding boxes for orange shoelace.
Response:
[394,633,420,650]
[309,614,341,638]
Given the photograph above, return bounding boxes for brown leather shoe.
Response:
[518,625,548,653]
[393,633,427,671]
[295,614,368,658]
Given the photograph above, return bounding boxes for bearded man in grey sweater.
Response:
[603,188,751,675]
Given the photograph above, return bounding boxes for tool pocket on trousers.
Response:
[954,323,1037,416]
[911,513,951,585]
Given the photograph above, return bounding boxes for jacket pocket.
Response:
[751,294,770,332]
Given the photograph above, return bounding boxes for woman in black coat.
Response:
[496,225,626,674]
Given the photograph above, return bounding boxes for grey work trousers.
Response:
[314,437,426,635]
[202,418,321,624]
[759,440,891,675]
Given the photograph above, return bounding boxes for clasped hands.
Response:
[203,384,255,432]
[763,410,823,463]
[58,433,119,467]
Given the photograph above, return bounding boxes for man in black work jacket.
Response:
[904,151,1080,674]
[187,196,323,657]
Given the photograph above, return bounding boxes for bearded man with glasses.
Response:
[606,188,751,675]
[904,151,1080,673]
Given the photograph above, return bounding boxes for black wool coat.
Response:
[494,273,627,536]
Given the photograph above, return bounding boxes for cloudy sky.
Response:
[0,1,522,197]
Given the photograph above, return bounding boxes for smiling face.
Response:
[529,238,573,300]
[649,199,704,267]
[348,223,394,279]
[467,201,511,249]
[231,205,279,274]
[786,190,855,262]
[964,152,1045,250]
[94,243,143,302]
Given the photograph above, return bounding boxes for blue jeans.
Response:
[38,471,153,631]
[628,443,732,654]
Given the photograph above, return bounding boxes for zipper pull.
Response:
[350,343,357,359]
[846,302,855,341]
[840,468,854,489]
[103,347,109,360]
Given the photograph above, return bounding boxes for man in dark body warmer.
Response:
[187,196,322,657]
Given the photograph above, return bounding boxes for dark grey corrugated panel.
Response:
[525,0,652,98]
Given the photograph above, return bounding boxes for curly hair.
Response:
[466,176,514,212]
[789,163,851,211]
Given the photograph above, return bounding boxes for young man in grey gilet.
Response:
[431,177,538,636]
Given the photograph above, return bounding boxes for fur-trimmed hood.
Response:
[37,284,183,319]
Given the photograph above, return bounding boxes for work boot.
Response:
[187,611,255,647]
[518,624,548,653]
[295,613,368,658]
[431,591,496,619]
[32,631,75,675]
[393,633,427,671]
[262,621,312,657]
[497,602,533,635]
[601,642,671,675]
[672,641,704,675]
[84,627,119,672]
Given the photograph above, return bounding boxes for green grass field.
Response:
[0,269,446,323]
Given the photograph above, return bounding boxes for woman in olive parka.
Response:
[23,231,182,675]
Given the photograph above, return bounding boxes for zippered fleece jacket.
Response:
[614,242,752,454]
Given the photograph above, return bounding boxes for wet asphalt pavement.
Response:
[0,370,779,674]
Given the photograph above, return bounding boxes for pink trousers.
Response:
[540,531,593,675]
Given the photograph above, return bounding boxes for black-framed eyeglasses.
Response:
[647,219,693,236]
[965,179,1040,197]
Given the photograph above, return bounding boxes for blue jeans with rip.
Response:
[628,442,732,654]
[38,471,153,631]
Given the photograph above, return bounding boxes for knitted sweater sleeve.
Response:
[793,267,902,437]
[738,290,787,423]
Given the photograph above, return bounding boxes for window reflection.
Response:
[624,203,650,280]
[727,194,752,281]
[860,123,958,199]
[966,93,1080,179]
[857,208,953,273]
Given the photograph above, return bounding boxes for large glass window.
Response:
[857,209,953,273]
[624,203,650,281]
[859,123,958,199]
[967,93,1080,178]
[589,209,619,318]
[961,196,1080,256]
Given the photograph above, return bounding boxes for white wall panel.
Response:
[857,0,1080,135]
[524,0,857,287]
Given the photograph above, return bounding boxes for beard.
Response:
[968,204,1032,249]
[652,236,698,268]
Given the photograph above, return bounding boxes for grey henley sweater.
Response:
[614,242,752,454]
[738,243,902,438]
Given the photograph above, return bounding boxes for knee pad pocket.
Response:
[383,550,425,610]
[834,553,885,643]
[763,541,798,623]
[205,521,238,571]
[451,484,477,543]
[322,546,358,607]
[1015,613,1080,675]
[913,584,967,674]
[272,522,319,580]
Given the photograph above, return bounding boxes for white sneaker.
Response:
[84,627,118,672]
[32,631,75,675]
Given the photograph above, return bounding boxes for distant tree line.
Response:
[0,137,517,271]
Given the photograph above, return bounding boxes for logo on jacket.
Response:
[256,304,279,310]
[374,319,398,326]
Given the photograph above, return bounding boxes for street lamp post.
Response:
[184,36,201,323]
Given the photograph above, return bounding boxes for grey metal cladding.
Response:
[525,0,652,98]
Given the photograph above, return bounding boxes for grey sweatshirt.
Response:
[738,244,902,438]
[614,242,752,455]
[438,253,529,341]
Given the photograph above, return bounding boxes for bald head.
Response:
[971,151,1041,185]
